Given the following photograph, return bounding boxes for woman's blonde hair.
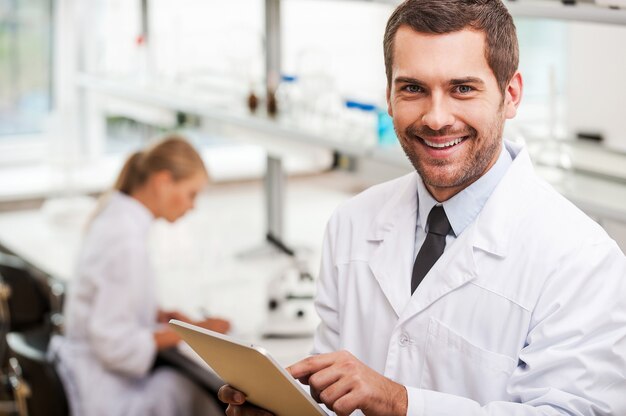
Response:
[114,134,208,195]
[85,135,207,230]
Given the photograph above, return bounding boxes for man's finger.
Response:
[287,352,339,379]
[218,385,246,404]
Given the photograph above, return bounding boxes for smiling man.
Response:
[389,25,519,202]
[219,1,626,415]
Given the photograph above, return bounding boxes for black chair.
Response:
[0,252,66,415]
[6,327,69,416]
[0,253,52,331]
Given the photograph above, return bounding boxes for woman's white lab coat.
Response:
[313,141,626,415]
[50,192,218,416]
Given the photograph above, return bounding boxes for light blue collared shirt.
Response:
[413,144,513,260]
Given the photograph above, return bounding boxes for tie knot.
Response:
[427,205,451,236]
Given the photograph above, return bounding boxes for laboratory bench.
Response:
[0,154,123,210]
[0,171,362,366]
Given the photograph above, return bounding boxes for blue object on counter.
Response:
[344,100,377,112]
[281,74,298,83]
[344,99,398,146]
[377,110,397,146]
[343,99,397,146]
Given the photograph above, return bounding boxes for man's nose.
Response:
[421,96,455,131]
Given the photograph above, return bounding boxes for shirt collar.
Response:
[416,177,440,234]
[416,145,513,237]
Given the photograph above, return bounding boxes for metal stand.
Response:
[238,155,296,259]
[265,155,295,256]
[238,0,297,259]
[265,0,281,93]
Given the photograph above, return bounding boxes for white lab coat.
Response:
[312,141,626,415]
[50,192,220,416]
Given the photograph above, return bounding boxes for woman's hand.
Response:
[157,308,230,334]
[153,328,181,350]
[157,309,192,324]
[197,317,231,334]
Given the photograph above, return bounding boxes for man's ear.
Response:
[504,71,523,120]
[386,86,393,117]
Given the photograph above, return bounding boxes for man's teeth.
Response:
[423,137,465,148]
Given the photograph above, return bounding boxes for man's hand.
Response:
[288,350,408,416]
[218,385,274,416]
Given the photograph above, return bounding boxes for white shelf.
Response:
[77,74,373,159]
[505,1,626,26]
[363,0,626,25]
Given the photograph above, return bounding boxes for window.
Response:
[0,0,53,137]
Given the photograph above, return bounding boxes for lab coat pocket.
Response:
[421,318,516,404]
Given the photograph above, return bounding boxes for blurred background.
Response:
[0,0,625,414]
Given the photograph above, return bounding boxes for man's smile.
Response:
[419,135,469,149]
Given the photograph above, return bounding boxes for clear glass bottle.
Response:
[275,74,301,123]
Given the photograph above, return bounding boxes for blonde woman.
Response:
[53,136,229,416]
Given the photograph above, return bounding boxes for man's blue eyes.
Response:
[402,85,474,94]
[405,85,423,93]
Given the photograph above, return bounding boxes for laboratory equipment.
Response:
[262,259,317,338]
[275,74,301,122]
[267,88,278,117]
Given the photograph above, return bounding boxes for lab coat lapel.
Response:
[367,173,419,318]
[397,141,533,324]
[398,225,479,324]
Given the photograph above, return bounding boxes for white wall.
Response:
[149,0,264,85]
[565,22,626,152]
[282,0,392,105]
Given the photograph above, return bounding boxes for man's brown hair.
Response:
[383,0,519,94]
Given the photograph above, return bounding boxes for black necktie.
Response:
[411,205,452,295]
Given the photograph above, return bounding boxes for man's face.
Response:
[387,26,521,201]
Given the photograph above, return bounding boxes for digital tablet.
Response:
[169,320,326,416]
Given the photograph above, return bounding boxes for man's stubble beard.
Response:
[396,111,505,190]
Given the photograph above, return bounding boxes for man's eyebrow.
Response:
[450,77,485,86]
[393,76,486,86]
[393,76,425,85]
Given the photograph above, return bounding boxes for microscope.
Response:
[262,257,319,338]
